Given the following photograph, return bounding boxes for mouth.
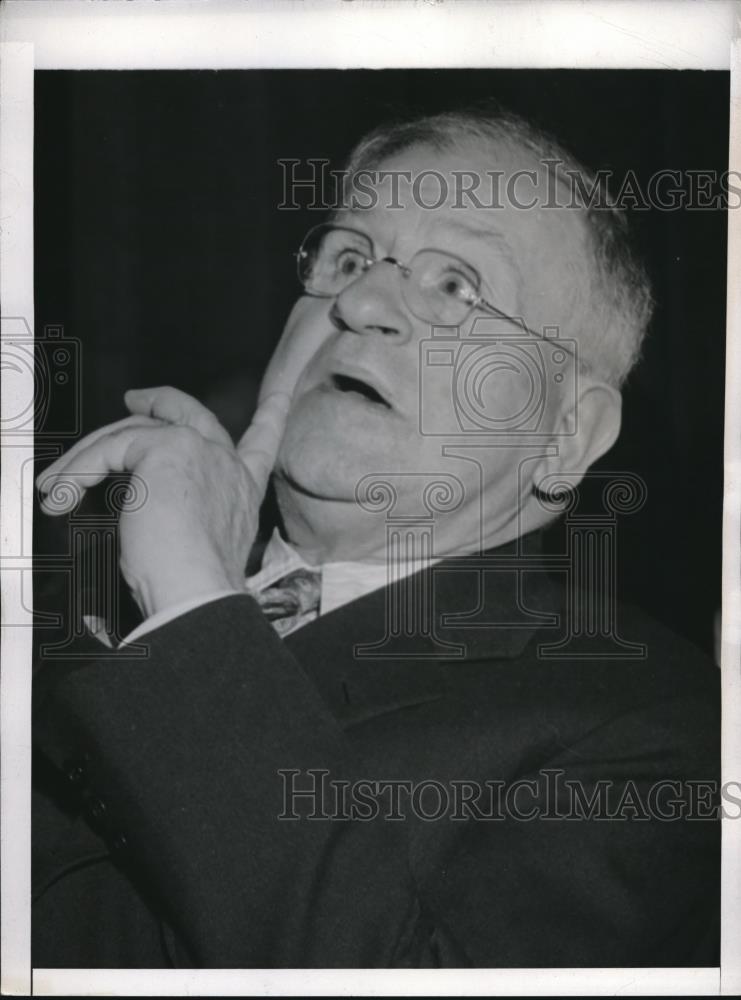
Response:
[328,372,392,409]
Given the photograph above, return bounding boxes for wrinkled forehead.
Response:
[339,139,584,227]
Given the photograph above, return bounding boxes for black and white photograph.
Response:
[1,1,739,995]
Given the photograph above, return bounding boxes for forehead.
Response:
[340,141,585,249]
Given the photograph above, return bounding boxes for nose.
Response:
[330,259,414,342]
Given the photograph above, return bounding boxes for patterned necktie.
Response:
[254,567,322,637]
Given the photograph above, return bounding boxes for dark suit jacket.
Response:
[32,537,720,968]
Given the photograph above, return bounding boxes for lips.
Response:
[327,365,394,410]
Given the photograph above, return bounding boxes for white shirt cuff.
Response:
[120,590,244,646]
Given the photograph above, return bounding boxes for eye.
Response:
[435,266,477,302]
[334,247,368,279]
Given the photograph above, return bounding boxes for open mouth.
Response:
[330,373,391,408]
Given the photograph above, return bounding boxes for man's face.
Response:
[273,141,591,541]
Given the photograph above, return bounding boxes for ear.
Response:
[533,378,622,491]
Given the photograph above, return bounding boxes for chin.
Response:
[276,428,384,502]
[277,391,409,500]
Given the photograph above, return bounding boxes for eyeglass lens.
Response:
[298,225,482,325]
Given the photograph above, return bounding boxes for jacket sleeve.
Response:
[33,594,433,968]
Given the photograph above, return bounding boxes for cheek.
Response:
[454,345,558,434]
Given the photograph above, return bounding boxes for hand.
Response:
[36,386,292,618]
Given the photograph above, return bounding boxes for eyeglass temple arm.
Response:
[473,294,577,358]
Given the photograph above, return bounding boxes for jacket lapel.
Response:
[285,533,563,722]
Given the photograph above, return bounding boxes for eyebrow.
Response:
[440,218,517,259]
[432,218,523,292]
[341,209,512,247]
[340,211,521,286]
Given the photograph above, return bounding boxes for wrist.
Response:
[127,561,240,618]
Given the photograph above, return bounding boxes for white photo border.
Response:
[1,1,738,995]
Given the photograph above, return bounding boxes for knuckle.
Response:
[200,407,218,425]
[142,384,174,396]
[108,425,137,445]
[167,424,199,449]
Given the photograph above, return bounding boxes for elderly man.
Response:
[32,109,720,968]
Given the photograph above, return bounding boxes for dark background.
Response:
[34,69,728,655]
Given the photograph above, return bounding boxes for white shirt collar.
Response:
[245,528,439,617]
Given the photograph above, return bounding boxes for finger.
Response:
[236,390,292,487]
[38,425,161,515]
[36,415,164,493]
[125,386,232,448]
